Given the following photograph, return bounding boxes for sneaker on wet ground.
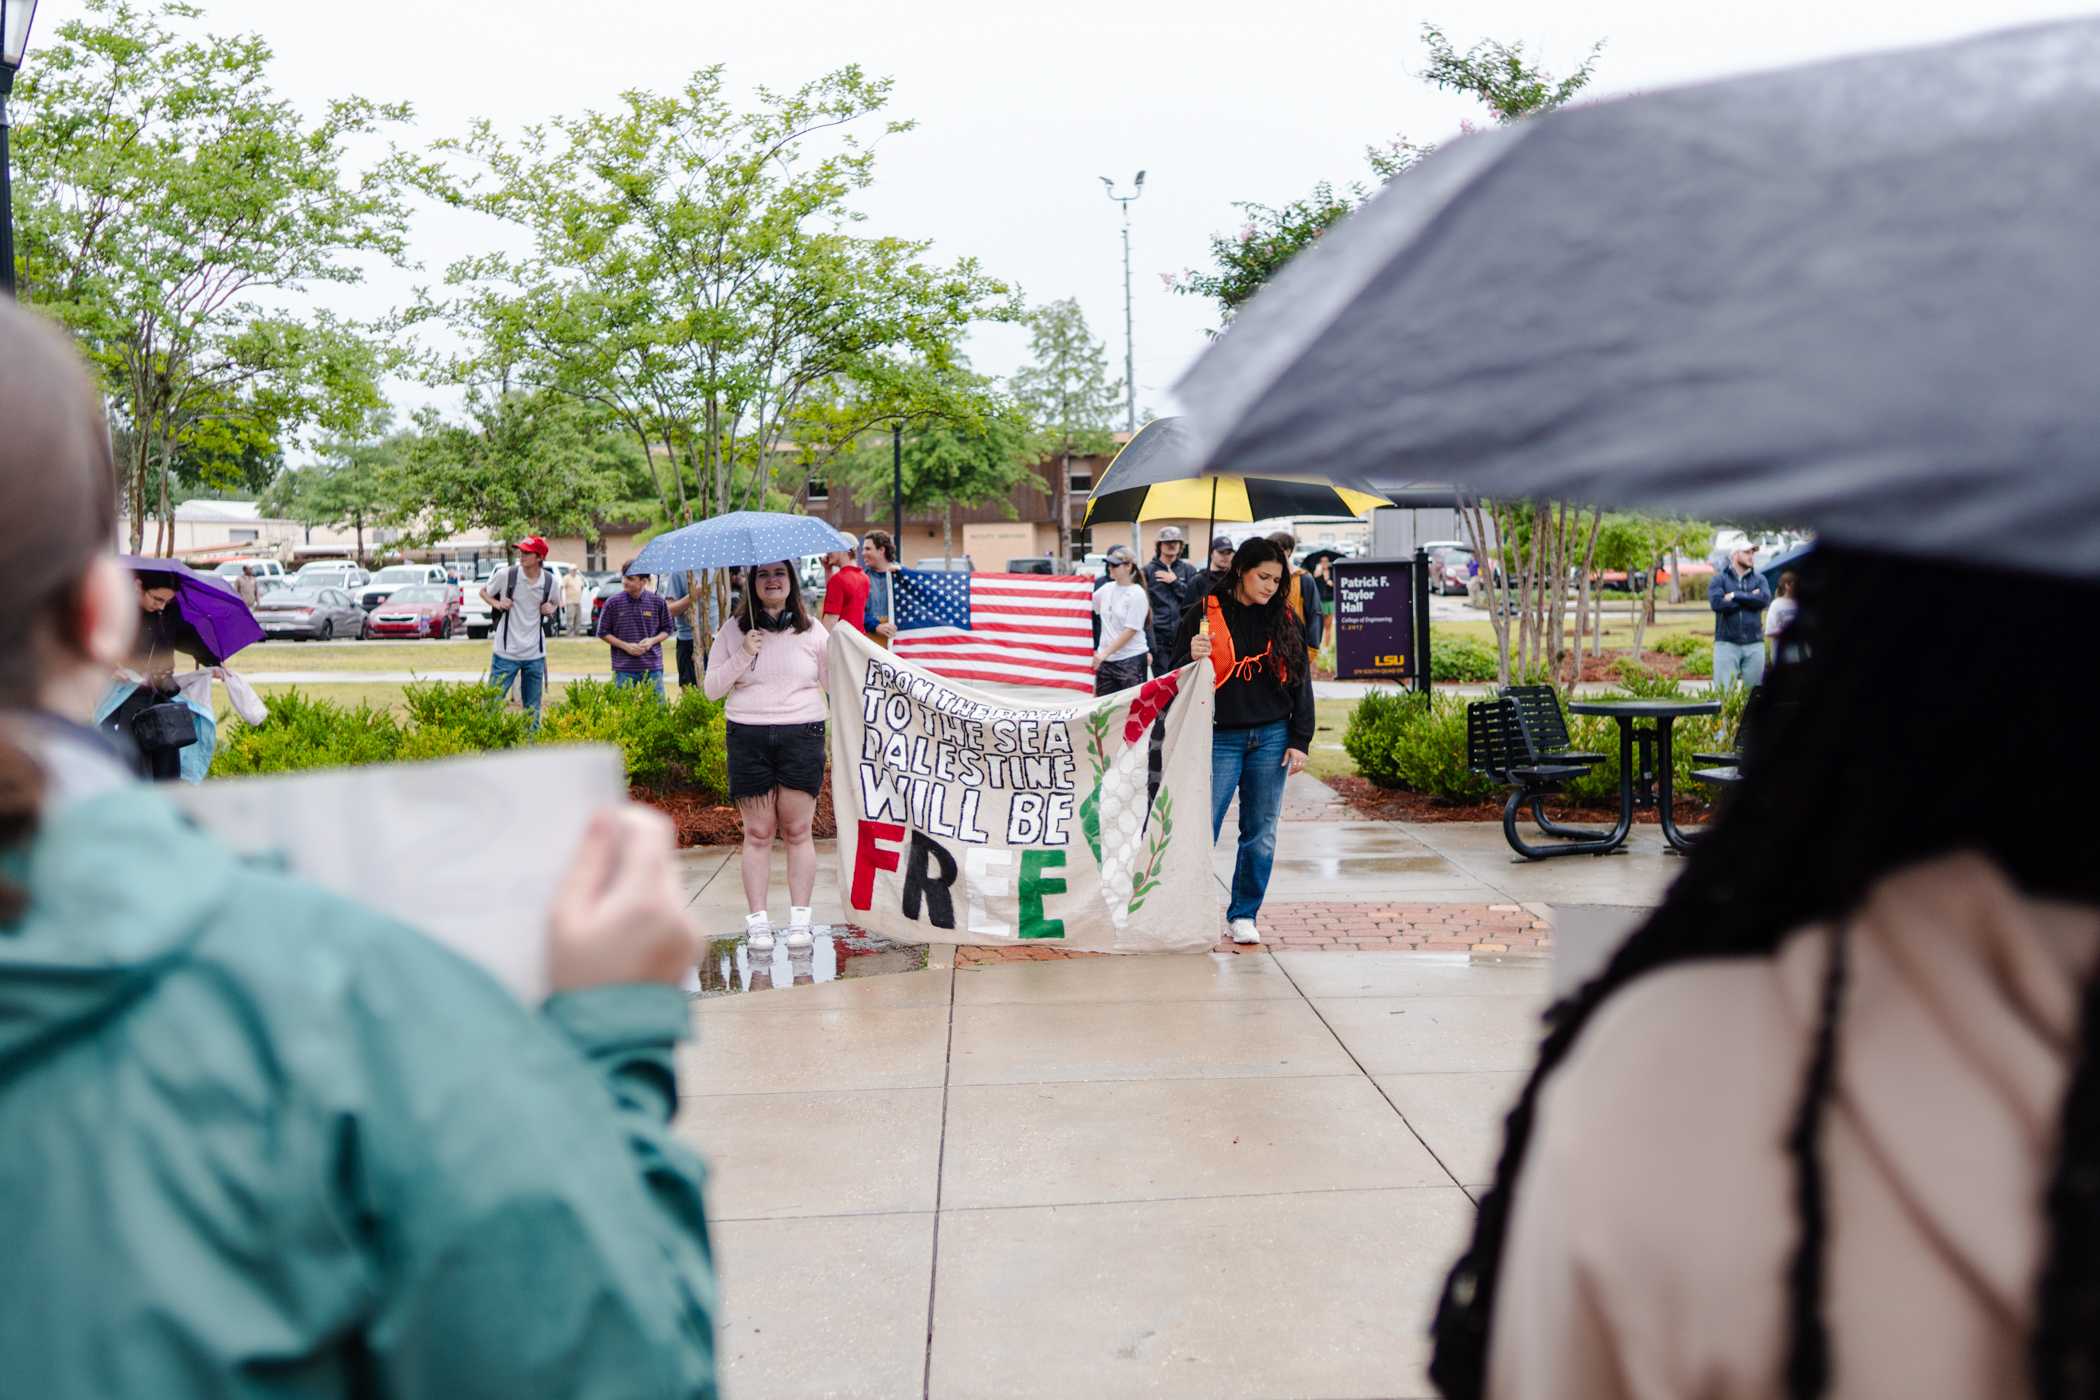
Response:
[745,912,775,953]
[1228,918,1262,945]
[784,925,813,950]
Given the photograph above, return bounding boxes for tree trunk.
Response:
[943,501,955,562]
[1457,495,1511,686]
[1570,508,1602,688]
[1056,450,1071,569]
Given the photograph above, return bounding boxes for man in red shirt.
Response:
[820,547,869,634]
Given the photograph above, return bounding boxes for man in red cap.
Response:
[481,535,563,727]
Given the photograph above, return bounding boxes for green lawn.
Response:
[1307,697,1362,782]
[1430,604,1710,653]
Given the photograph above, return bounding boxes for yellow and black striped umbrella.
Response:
[1083,416,1391,526]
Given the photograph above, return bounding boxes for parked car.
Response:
[212,558,285,585]
[363,583,463,640]
[916,556,974,573]
[460,560,502,639]
[1421,541,1478,595]
[293,561,370,594]
[588,575,624,634]
[359,563,449,613]
[542,561,580,636]
[1005,556,1054,574]
[255,587,367,642]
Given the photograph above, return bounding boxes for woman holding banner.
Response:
[1172,537,1314,945]
[705,559,831,953]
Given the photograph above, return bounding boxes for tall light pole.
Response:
[1098,170,1144,433]
[0,0,38,299]
[1101,170,1144,555]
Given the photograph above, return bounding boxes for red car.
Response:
[364,583,464,640]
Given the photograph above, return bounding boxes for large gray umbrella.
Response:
[1174,18,2100,580]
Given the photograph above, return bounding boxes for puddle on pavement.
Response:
[1267,854,1451,880]
[690,925,927,1000]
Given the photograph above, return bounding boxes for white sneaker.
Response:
[746,923,775,953]
[1228,918,1262,945]
[784,924,814,950]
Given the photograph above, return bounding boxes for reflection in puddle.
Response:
[691,925,928,1000]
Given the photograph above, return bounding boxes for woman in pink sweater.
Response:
[1431,547,2100,1400]
[704,560,829,953]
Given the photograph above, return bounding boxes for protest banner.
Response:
[828,623,1218,952]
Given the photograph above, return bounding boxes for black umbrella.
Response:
[1175,18,2100,580]
[1084,416,1394,543]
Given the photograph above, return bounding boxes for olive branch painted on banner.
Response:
[1125,788,1175,915]
[1079,707,1112,865]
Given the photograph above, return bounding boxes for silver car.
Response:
[255,587,368,642]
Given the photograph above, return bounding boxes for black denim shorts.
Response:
[726,720,826,800]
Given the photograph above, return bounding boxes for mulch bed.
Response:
[636,773,839,848]
[1326,773,1712,826]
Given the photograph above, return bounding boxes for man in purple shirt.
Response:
[595,561,675,698]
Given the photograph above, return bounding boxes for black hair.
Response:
[862,530,895,565]
[1219,537,1309,682]
[741,560,812,634]
[1429,544,2100,1400]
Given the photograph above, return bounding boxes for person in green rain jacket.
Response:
[0,298,719,1397]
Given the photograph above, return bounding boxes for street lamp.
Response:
[1101,171,1144,557]
[1098,170,1145,434]
[0,0,38,299]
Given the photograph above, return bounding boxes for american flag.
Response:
[891,568,1097,693]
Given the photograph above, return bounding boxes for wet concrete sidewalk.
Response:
[670,773,1680,1396]
[674,948,1552,1400]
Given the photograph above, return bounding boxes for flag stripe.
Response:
[893,566,1100,693]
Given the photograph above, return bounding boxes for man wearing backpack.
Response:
[482,535,563,728]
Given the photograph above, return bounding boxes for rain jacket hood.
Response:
[0,764,717,1398]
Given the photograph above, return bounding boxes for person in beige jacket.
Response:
[1430,546,2100,1400]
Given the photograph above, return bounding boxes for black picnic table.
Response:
[1566,697,1722,853]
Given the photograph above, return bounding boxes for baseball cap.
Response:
[1210,535,1235,553]
[1156,525,1184,543]
[514,535,550,556]
[1104,545,1135,566]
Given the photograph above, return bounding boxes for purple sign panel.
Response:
[1331,558,1418,683]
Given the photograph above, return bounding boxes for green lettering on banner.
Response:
[1017,849,1067,940]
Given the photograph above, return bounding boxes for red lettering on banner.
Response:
[850,820,906,910]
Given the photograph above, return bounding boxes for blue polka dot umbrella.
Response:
[628,512,854,575]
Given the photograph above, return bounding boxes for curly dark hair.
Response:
[1218,536,1308,682]
[1429,544,2100,1400]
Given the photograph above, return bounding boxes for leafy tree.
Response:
[391,390,638,549]
[416,66,1017,526]
[833,368,1039,561]
[1172,22,1599,326]
[10,0,415,553]
[260,428,404,564]
[1011,299,1121,564]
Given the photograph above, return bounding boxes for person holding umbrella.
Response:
[0,298,719,1397]
[1185,534,1237,609]
[1170,537,1314,945]
[1143,526,1197,677]
[704,560,830,954]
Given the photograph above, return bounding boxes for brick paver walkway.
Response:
[951,901,1551,965]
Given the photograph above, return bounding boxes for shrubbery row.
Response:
[211,680,730,793]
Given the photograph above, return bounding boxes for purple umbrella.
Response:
[119,556,266,662]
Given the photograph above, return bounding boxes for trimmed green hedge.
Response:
[1342,681,1750,804]
[211,680,729,794]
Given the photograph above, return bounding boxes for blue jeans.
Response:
[489,655,548,728]
[1713,639,1766,692]
[1209,720,1289,922]
[614,669,665,698]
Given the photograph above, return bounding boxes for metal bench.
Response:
[1468,696,1625,859]
[1692,686,1762,793]
[1501,685,1608,769]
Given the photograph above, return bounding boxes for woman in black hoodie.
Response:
[1171,537,1314,944]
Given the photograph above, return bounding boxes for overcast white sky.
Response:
[30,0,2096,432]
